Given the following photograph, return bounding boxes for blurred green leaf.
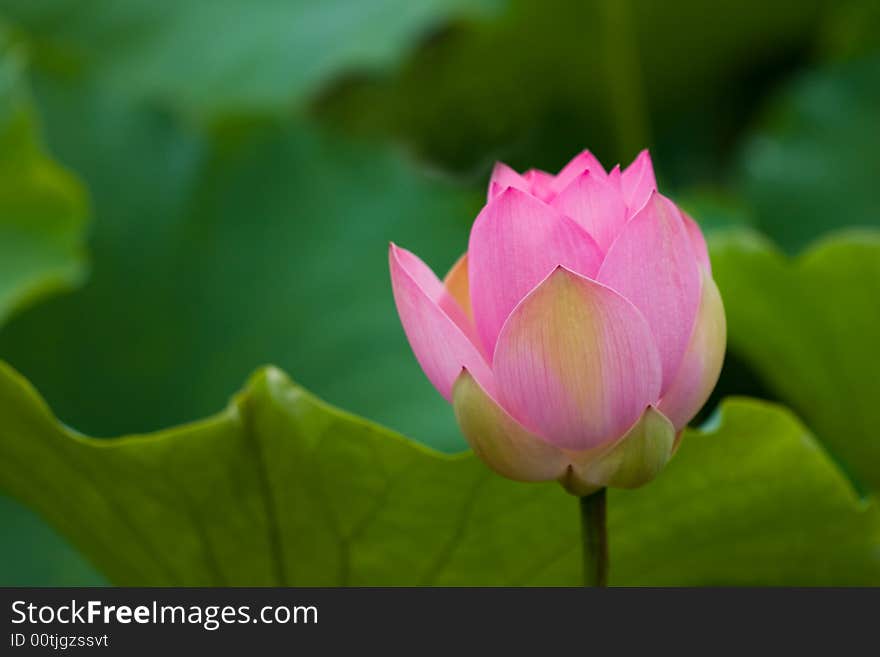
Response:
[819,0,880,61]
[738,54,880,253]
[711,228,880,495]
[677,189,757,235]
[0,35,86,324]
[0,78,477,453]
[0,0,500,118]
[320,0,832,178]
[612,398,880,586]
[0,35,99,587]
[0,495,105,585]
[0,361,877,585]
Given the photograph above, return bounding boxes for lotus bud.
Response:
[389,149,725,494]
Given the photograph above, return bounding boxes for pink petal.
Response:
[488,162,529,201]
[552,170,628,252]
[487,181,505,200]
[468,187,604,355]
[598,192,702,394]
[607,164,622,192]
[658,270,726,430]
[443,253,472,322]
[493,267,662,451]
[682,211,711,273]
[389,244,494,401]
[621,149,657,215]
[453,369,568,482]
[391,245,473,338]
[552,149,607,194]
[523,168,555,202]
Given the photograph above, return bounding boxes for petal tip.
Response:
[544,264,588,289]
[388,241,404,260]
[493,265,663,451]
[491,160,513,174]
[568,404,675,491]
[496,184,530,202]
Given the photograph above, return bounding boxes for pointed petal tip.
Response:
[558,467,602,497]
[552,263,574,276]
[572,168,592,183]
[390,245,492,402]
[493,265,662,451]
[487,181,505,198]
[621,151,658,213]
[484,183,522,207]
[621,149,650,175]
[491,160,515,174]
[552,149,608,192]
[495,184,534,203]
[388,241,409,261]
[482,183,528,213]
[633,148,651,163]
[488,162,529,201]
[469,188,605,351]
[551,166,628,252]
[451,366,470,399]
[388,242,404,270]
[540,263,601,290]
[567,404,675,491]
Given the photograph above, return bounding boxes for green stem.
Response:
[579,488,608,587]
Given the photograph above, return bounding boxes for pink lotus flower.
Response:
[390,150,725,495]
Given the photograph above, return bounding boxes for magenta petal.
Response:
[552,170,628,252]
[552,149,607,194]
[621,149,657,215]
[488,162,529,201]
[468,187,604,354]
[607,164,622,192]
[493,267,662,451]
[389,244,494,401]
[391,245,476,340]
[487,181,506,200]
[658,270,726,430]
[442,253,472,322]
[523,168,555,202]
[598,192,702,394]
[682,211,711,272]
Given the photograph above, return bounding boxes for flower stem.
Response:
[579,488,608,587]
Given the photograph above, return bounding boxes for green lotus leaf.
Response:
[711,228,880,495]
[0,33,87,324]
[1,361,877,586]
